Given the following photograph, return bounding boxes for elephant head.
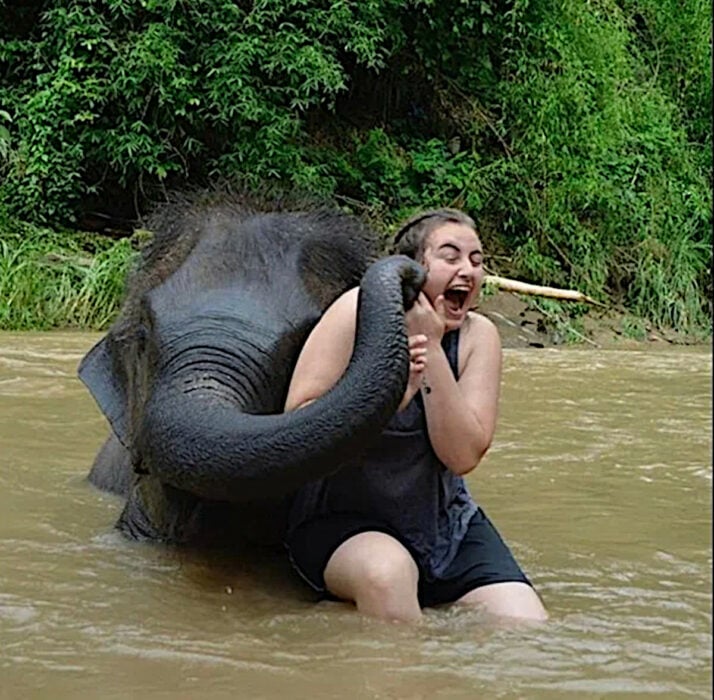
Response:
[79,192,425,543]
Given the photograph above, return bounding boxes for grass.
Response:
[620,315,648,341]
[0,211,709,342]
[0,218,136,331]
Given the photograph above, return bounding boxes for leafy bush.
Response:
[473,0,712,331]
[0,0,407,221]
[0,0,710,333]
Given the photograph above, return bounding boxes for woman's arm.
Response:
[284,288,359,412]
[285,289,429,413]
[421,312,502,475]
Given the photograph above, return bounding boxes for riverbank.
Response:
[477,292,712,350]
[0,218,710,347]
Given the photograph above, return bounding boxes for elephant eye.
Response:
[134,325,147,355]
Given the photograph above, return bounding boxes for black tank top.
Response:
[288,329,477,580]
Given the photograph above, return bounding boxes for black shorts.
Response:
[285,507,532,608]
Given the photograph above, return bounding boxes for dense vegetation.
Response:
[0,210,135,329]
[0,0,711,335]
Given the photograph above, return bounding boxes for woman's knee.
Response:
[324,532,420,619]
[359,548,419,596]
[458,581,548,622]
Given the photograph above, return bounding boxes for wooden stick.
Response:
[483,274,606,307]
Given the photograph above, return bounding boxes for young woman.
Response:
[284,209,547,623]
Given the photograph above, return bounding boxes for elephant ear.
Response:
[78,334,130,447]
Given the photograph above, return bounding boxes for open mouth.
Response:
[443,288,470,314]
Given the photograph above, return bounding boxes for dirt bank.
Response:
[476,292,712,350]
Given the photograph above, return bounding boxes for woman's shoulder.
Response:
[462,310,500,341]
[330,286,360,311]
[318,287,359,324]
[458,311,502,370]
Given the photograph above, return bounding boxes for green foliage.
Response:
[411,0,711,334]
[0,0,407,221]
[528,298,592,345]
[0,212,136,330]
[310,130,475,228]
[0,109,11,162]
[618,0,712,153]
[0,0,710,334]
[620,315,647,340]
[480,277,499,301]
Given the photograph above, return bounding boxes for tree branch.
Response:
[483,274,606,307]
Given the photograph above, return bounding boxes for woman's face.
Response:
[420,222,484,330]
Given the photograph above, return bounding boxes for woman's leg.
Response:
[426,507,548,621]
[324,531,422,622]
[457,582,548,621]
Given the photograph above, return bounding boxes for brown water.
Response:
[0,332,711,700]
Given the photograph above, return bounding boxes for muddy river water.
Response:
[0,332,711,699]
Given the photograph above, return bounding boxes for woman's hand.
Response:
[408,333,428,377]
[405,292,446,345]
[398,333,428,411]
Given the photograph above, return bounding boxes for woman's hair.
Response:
[392,208,476,260]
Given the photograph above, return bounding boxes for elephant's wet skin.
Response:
[79,195,425,546]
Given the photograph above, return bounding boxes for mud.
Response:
[477,292,711,350]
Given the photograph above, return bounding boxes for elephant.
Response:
[78,191,425,547]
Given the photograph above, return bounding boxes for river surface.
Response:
[0,332,711,699]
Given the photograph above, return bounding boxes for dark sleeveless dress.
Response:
[287,329,478,581]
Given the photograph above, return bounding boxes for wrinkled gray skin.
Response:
[79,194,425,547]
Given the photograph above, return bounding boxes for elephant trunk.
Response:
[136,256,425,501]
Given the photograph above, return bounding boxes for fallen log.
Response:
[482,274,606,307]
